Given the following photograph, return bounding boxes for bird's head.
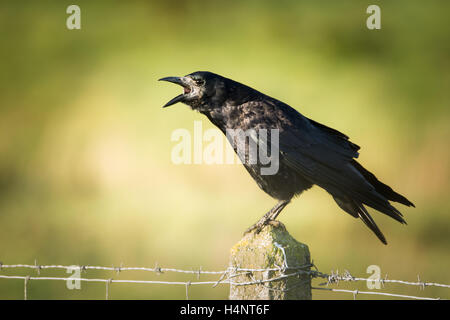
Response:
[159,71,228,111]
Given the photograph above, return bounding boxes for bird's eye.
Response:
[195,79,205,85]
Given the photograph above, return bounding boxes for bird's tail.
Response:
[333,196,387,244]
[351,160,415,208]
[333,161,414,245]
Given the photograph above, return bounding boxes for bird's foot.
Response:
[244,200,290,235]
[243,219,284,235]
[243,221,266,235]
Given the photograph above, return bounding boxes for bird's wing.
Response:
[278,117,408,246]
[260,98,360,170]
[265,101,406,225]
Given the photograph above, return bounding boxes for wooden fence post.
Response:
[229,222,312,300]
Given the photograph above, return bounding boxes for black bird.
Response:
[159,71,414,244]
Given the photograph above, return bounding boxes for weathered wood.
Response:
[229,222,312,300]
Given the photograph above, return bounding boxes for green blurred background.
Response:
[0,0,449,299]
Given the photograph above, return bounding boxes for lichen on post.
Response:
[229,222,312,300]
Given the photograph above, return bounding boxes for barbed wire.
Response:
[0,261,448,300]
[321,269,450,289]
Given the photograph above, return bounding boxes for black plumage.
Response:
[159,71,414,244]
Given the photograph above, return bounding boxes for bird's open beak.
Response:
[159,76,191,108]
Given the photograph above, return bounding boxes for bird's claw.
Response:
[243,221,266,236]
[243,219,284,236]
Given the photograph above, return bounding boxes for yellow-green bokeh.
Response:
[0,0,449,299]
